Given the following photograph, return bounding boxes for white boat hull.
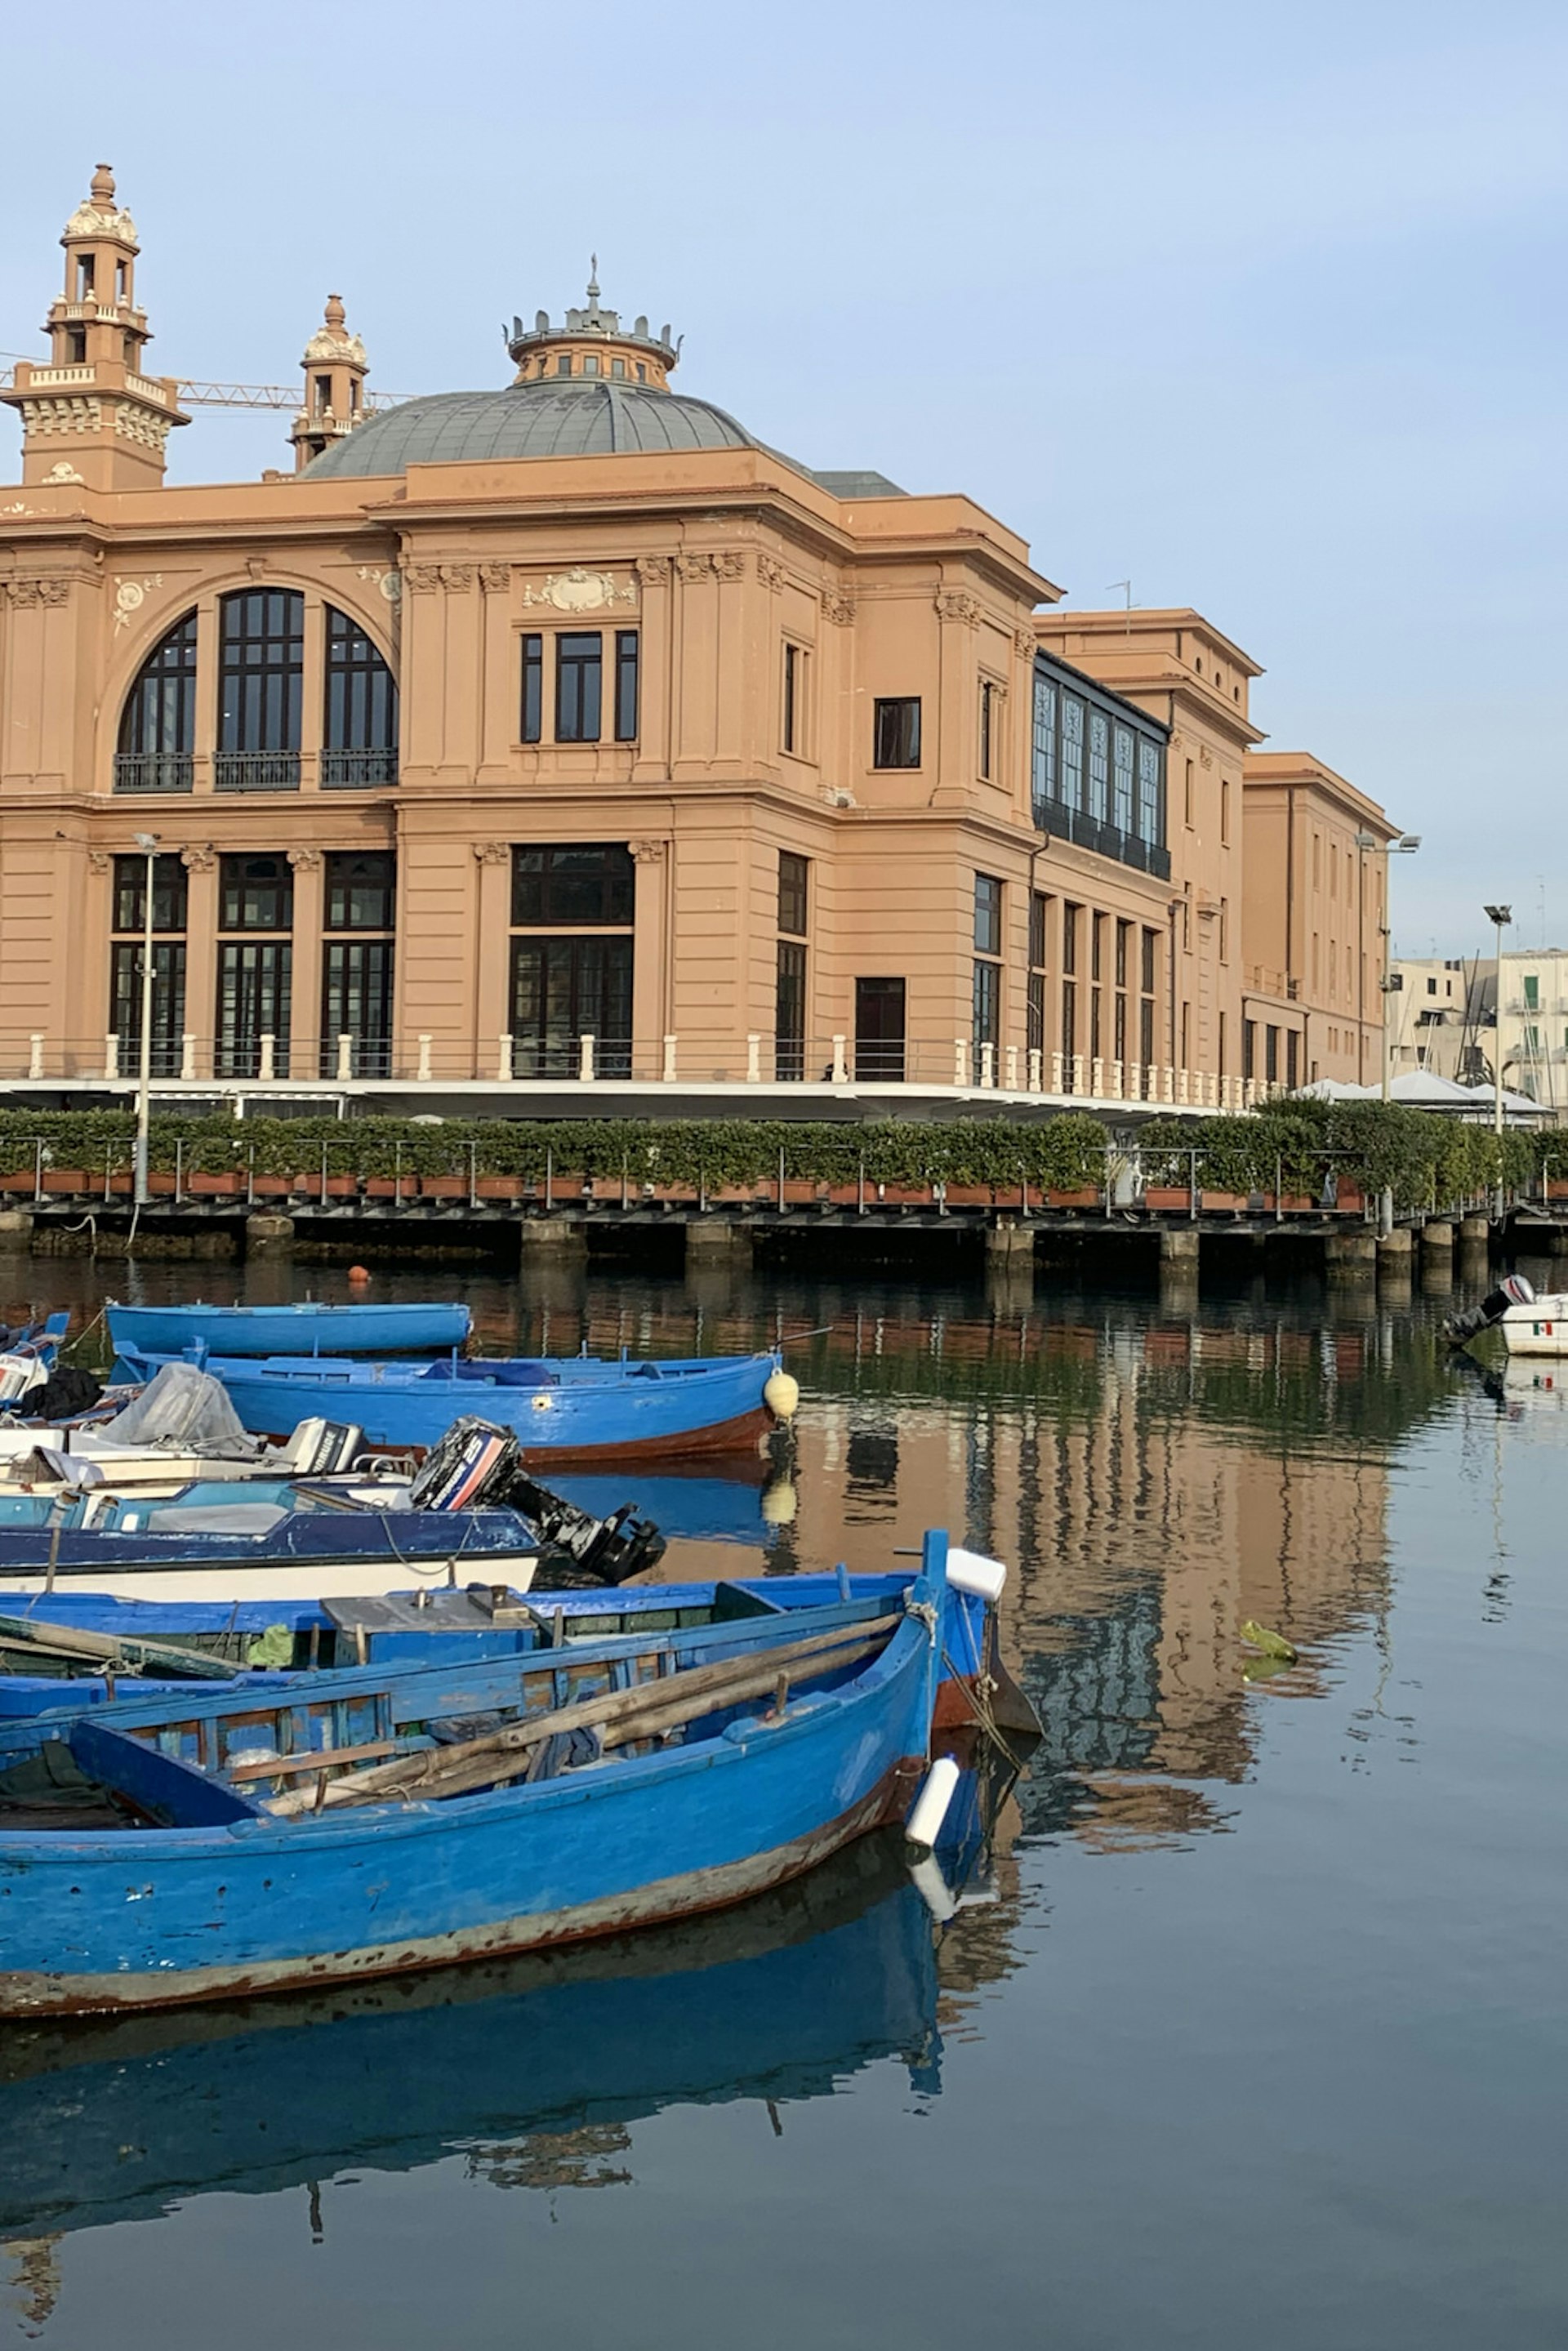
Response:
[1499,1295,1568,1355]
[0,1550,541,1605]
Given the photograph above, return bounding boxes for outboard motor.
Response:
[408,1414,666,1584]
[1443,1273,1535,1347]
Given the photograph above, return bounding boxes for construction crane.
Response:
[0,354,413,410]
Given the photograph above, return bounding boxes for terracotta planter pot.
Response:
[419,1178,466,1200]
[42,1171,90,1193]
[189,1173,242,1196]
[251,1175,291,1198]
[475,1176,524,1201]
[1049,1187,1101,1209]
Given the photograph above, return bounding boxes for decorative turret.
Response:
[290,294,371,471]
[0,165,189,490]
[505,264,681,390]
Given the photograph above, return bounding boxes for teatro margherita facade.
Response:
[0,167,1394,1110]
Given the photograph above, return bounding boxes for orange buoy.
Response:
[348,1264,371,1284]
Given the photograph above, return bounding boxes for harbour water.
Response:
[2,1252,1565,2347]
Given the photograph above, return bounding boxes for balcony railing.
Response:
[1033,795,1171,881]
[113,752,193,795]
[320,747,399,790]
[214,751,301,793]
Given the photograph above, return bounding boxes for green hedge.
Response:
[0,1103,1559,1209]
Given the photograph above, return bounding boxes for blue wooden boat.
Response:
[0,1530,963,2012]
[0,1828,940,2242]
[107,1298,472,1357]
[112,1343,789,1461]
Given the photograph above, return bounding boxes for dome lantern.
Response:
[506,265,681,390]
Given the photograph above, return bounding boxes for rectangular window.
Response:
[1114,991,1127,1062]
[782,643,800,755]
[324,850,395,933]
[1062,902,1080,976]
[1061,697,1084,810]
[217,588,304,786]
[555,632,603,742]
[1115,919,1129,991]
[855,976,906,1082]
[512,844,634,927]
[113,853,187,937]
[1219,896,1229,964]
[873,697,921,768]
[1286,1031,1299,1089]
[1243,1020,1256,1080]
[216,941,292,1080]
[1138,740,1161,845]
[1112,725,1134,834]
[323,606,399,785]
[1139,996,1154,1068]
[614,630,639,742]
[1062,980,1077,1069]
[1088,711,1110,822]
[110,941,187,1080]
[775,939,808,1080]
[973,874,1002,957]
[1090,912,1104,985]
[1029,891,1049,974]
[979,679,999,781]
[219,853,292,934]
[972,959,1000,1059]
[1264,1025,1281,1083]
[510,936,633,1079]
[778,852,808,939]
[1031,674,1058,818]
[1141,926,1156,995]
[1027,893,1049,1060]
[520,633,543,743]
[1221,777,1232,844]
[1183,760,1195,827]
[1525,974,1539,1010]
[321,940,394,1078]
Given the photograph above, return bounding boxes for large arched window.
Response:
[114,613,197,794]
[322,604,399,788]
[216,589,304,792]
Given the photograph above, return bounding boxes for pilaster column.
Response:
[299,592,324,790]
[473,842,513,1074]
[287,848,324,1080]
[630,839,670,1077]
[930,586,979,808]
[477,565,514,780]
[181,847,219,1078]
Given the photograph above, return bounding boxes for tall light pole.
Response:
[1484,903,1512,1138]
[1380,834,1421,1102]
[1354,831,1374,1086]
[132,830,158,1208]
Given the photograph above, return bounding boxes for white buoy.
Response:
[908,1850,960,1923]
[946,1547,1007,1604]
[763,1369,800,1421]
[905,1754,961,1850]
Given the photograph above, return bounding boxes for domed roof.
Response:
[303,376,763,479]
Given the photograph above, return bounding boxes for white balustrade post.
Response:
[662,1034,678,1083]
[1004,1044,1019,1091]
[416,1034,433,1083]
[746,1033,761,1083]
[1090,1055,1104,1096]
[1072,1053,1085,1094]
[180,1032,195,1081]
[1110,1059,1123,1099]
[497,1034,514,1082]
[104,1033,118,1082]
[954,1039,969,1088]
[258,1031,275,1082]
[1050,1051,1064,1093]
[336,1032,353,1083]
[28,1035,43,1081]
[831,1034,849,1084]
[980,1041,995,1089]
[578,1032,596,1084]
[1027,1047,1043,1093]
[1129,1062,1142,1101]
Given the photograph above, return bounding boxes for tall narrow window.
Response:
[1138,739,1162,847]
[216,853,292,1078]
[1088,711,1110,822]
[783,643,800,755]
[323,605,399,787]
[979,679,999,781]
[1061,697,1085,810]
[1183,760,1195,827]
[1031,673,1058,821]
[520,634,543,743]
[1221,776,1232,844]
[1285,1031,1299,1089]
[509,845,635,1080]
[777,853,809,1081]
[555,632,603,742]
[613,630,639,742]
[873,697,921,768]
[973,874,1002,1071]
[1112,726,1134,834]
[1140,926,1157,1071]
[216,589,304,791]
[321,851,395,1077]
[116,613,198,795]
[109,854,187,1079]
[1114,918,1130,1064]
[1028,892,1049,1060]
[854,977,906,1082]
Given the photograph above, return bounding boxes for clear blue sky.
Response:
[3,0,1561,957]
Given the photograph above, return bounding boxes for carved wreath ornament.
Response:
[519,568,637,614]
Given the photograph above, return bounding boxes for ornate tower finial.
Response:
[506,274,680,388]
[588,256,599,301]
[0,163,188,489]
[291,292,371,470]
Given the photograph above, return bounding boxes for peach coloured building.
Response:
[0,167,1396,1117]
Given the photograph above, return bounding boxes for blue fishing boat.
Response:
[112,1343,793,1462]
[0,1530,967,2013]
[0,1828,942,2242]
[107,1298,472,1357]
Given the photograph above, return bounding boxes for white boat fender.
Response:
[908,1850,960,1923]
[763,1369,800,1421]
[946,1547,1007,1604]
[906,1754,961,1852]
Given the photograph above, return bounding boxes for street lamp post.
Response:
[1483,903,1512,1140]
[132,830,158,1208]
[1380,835,1421,1104]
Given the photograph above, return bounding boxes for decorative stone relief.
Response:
[112,405,173,453]
[714,551,746,581]
[821,590,855,626]
[635,554,671,585]
[472,841,510,865]
[245,556,266,581]
[675,552,715,582]
[1199,746,1214,769]
[355,563,403,605]
[629,839,667,863]
[439,563,474,592]
[757,554,786,591]
[9,578,70,608]
[403,565,442,594]
[1014,625,1036,659]
[478,563,510,594]
[287,848,323,871]
[41,461,84,485]
[20,395,102,437]
[114,574,163,633]
[520,567,637,612]
[935,589,978,625]
[182,846,217,872]
[87,851,111,875]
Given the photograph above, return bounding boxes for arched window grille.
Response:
[216,589,304,792]
[322,606,399,788]
[114,613,198,794]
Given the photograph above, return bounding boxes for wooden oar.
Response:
[271,1610,902,1815]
